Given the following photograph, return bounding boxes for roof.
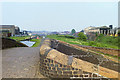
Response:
[89,26,110,30]
[88,27,100,30]
[0,25,15,28]
[99,26,110,29]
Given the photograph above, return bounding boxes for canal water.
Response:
[20,41,35,47]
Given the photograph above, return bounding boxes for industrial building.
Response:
[0,25,20,37]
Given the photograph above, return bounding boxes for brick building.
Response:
[0,25,20,37]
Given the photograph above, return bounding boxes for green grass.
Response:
[96,34,120,49]
[9,36,31,41]
[47,35,119,49]
[30,38,41,47]
[9,36,41,47]
[47,35,120,60]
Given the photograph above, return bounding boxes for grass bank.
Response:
[9,36,31,41]
[9,36,41,47]
[47,35,119,49]
[95,34,120,49]
[47,35,120,61]
[2,38,28,49]
[30,38,41,47]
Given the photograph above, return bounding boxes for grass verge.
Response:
[9,36,31,41]
[30,38,41,47]
[47,35,119,49]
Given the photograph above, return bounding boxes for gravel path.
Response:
[2,47,45,78]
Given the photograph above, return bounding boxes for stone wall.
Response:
[39,38,119,79]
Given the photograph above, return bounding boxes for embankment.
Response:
[77,45,119,57]
[1,37,28,49]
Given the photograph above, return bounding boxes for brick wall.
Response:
[39,39,99,78]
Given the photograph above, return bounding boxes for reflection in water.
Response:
[20,41,35,47]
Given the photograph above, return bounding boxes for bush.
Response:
[96,43,103,47]
[65,35,75,39]
[89,41,96,46]
[58,35,75,39]
[96,34,119,46]
[77,32,87,41]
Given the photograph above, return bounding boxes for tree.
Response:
[77,32,87,41]
[71,29,76,35]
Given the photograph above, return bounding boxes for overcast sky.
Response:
[1,2,118,32]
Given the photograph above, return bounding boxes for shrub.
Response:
[96,43,102,47]
[89,41,96,46]
[77,32,87,41]
[65,35,75,39]
[58,35,75,39]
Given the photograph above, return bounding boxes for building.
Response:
[80,30,84,33]
[0,25,21,37]
[84,26,96,34]
[98,26,111,35]
[0,25,16,37]
[22,30,28,36]
[15,26,20,35]
[84,25,116,40]
[84,25,113,35]
[114,27,120,36]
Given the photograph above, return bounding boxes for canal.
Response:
[20,41,35,47]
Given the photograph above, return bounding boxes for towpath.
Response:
[2,47,45,78]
